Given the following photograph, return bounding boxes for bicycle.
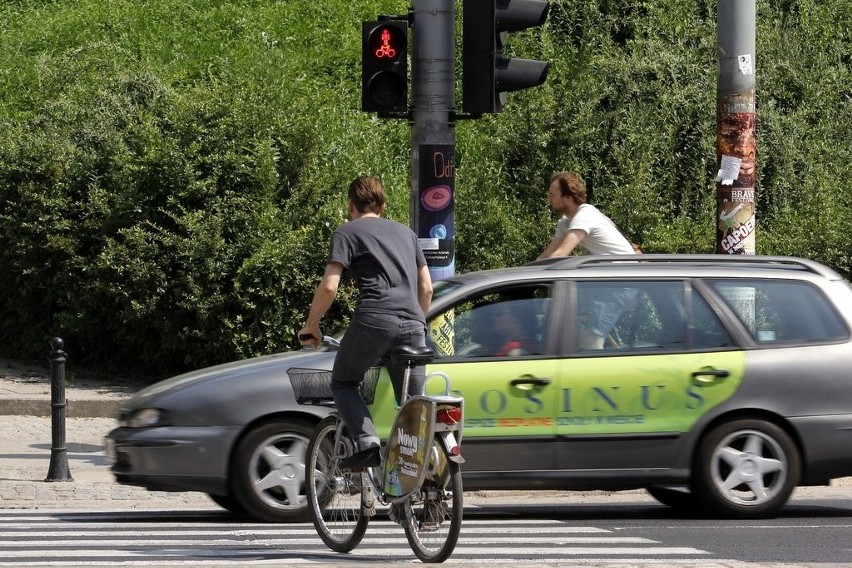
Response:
[290,345,464,563]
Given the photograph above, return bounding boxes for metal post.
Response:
[410,0,456,280]
[45,337,72,482]
[715,0,757,255]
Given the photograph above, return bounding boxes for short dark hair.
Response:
[348,175,387,213]
[551,171,587,204]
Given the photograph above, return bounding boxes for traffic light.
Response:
[362,20,408,114]
[462,0,550,115]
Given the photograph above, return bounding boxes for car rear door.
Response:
[554,279,747,471]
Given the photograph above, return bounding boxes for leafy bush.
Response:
[0,0,850,377]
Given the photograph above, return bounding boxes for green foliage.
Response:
[0,0,850,377]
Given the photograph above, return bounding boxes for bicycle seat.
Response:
[390,345,435,365]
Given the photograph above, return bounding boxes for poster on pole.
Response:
[715,104,756,255]
[417,144,455,280]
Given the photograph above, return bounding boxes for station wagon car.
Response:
[106,255,852,521]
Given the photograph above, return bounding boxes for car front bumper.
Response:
[105,424,242,495]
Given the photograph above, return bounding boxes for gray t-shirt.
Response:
[328,217,427,324]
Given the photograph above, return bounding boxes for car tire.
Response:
[692,418,801,519]
[646,486,702,511]
[207,493,248,515]
[231,419,315,523]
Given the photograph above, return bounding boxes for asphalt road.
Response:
[2,495,851,567]
[469,492,852,565]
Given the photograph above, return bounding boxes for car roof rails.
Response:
[538,254,843,280]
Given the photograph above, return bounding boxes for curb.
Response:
[0,398,124,418]
[0,479,217,510]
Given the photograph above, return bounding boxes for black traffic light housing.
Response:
[362,20,409,115]
[462,0,550,115]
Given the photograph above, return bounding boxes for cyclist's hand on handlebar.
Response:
[297,325,322,348]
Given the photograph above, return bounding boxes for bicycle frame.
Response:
[341,369,464,509]
[304,354,465,562]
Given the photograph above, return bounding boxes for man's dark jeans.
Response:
[332,312,427,452]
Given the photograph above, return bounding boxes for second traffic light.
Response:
[362,20,408,115]
[462,0,550,115]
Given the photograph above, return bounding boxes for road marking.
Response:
[0,511,712,565]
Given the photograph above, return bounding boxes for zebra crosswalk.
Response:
[0,509,714,566]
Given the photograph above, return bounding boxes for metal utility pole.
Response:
[410,0,456,280]
[715,0,757,255]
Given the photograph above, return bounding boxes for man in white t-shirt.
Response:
[537,171,636,349]
[537,171,635,259]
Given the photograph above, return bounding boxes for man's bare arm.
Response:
[298,262,343,347]
[537,229,585,259]
[417,263,433,317]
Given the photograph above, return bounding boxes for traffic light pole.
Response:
[410,0,456,280]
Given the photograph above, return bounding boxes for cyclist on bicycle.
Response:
[298,175,433,470]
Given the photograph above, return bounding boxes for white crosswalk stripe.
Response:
[0,509,714,566]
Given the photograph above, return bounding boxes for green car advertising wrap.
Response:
[552,352,746,435]
[370,352,746,440]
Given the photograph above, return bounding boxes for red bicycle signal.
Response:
[367,24,405,63]
[362,21,408,113]
[374,28,397,59]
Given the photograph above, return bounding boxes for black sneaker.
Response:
[388,503,409,526]
[339,447,381,470]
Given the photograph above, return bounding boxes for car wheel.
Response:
[692,419,800,519]
[231,419,315,523]
[207,493,248,515]
[646,486,702,511]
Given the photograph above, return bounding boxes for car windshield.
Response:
[432,279,463,300]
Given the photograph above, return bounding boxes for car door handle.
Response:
[691,368,730,384]
[510,376,551,389]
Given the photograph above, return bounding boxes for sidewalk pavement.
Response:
[0,356,215,510]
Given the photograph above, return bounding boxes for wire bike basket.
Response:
[288,366,382,405]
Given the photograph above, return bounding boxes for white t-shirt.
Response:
[554,204,634,255]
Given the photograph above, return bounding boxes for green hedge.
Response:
[0,0,850,377]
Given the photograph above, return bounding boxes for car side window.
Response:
[575,281,736,353]
[576,281,685,352]
[689,290,735,349]
[708,279,849,344]
[428,285,551,360]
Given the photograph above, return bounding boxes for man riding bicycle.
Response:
[298,175,433,470]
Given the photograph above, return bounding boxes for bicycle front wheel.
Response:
[306,416,369,552]
[403,439,463,563]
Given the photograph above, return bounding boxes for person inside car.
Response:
[469,301,538,357]
[492,302,538,357]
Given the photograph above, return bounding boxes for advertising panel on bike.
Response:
[383,397,436,499]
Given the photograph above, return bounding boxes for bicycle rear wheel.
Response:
[306,416,369,552]
[403,439,463,563]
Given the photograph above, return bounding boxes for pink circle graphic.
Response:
[421,185,452,212]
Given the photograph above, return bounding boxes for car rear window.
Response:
[708,279,849,344]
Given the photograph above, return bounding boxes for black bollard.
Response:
[45,337,73,482]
